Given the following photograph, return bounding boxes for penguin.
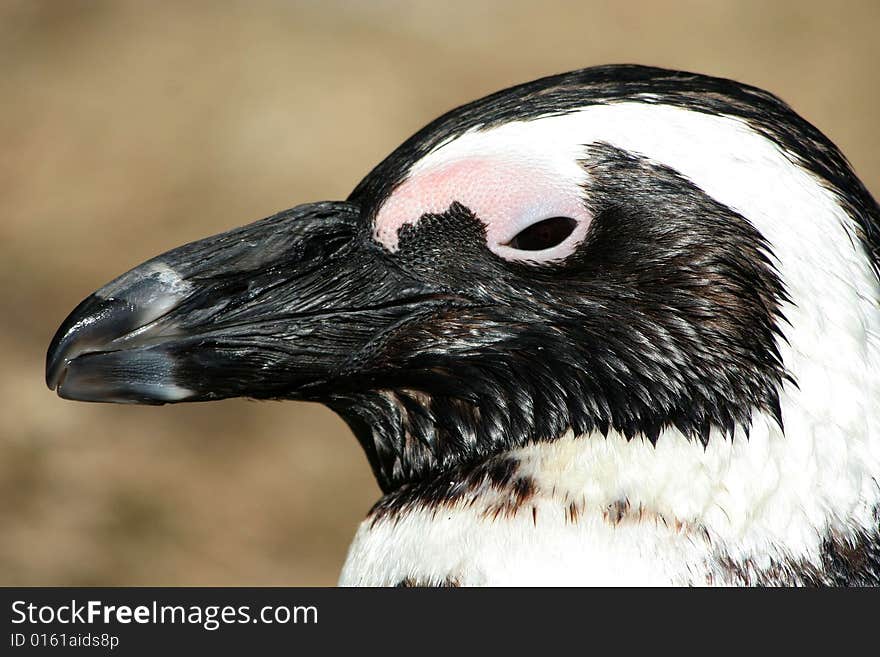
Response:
[46,65,880,586]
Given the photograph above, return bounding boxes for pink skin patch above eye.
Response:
[373,155,591,262]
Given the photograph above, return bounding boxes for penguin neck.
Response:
[349,409,880,585]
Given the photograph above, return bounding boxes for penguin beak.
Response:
[46,201,443,404]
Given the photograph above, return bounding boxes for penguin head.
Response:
[45,65,880,492]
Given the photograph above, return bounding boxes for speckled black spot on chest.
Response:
[717,511,880,586]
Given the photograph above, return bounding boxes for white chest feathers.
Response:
[341,410,880,586]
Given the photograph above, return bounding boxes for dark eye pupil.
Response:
[507,216,577,251]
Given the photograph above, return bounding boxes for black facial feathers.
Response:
[332,140,790,492]
[335,66,880,494]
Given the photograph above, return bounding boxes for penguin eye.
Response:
[507,216,577,251]
[372,155,592,262]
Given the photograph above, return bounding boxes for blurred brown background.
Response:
[2,0,879,585]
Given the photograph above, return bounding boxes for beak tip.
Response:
[45,366,61,392]
[44,290,163,400]
[46,328,74,392]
